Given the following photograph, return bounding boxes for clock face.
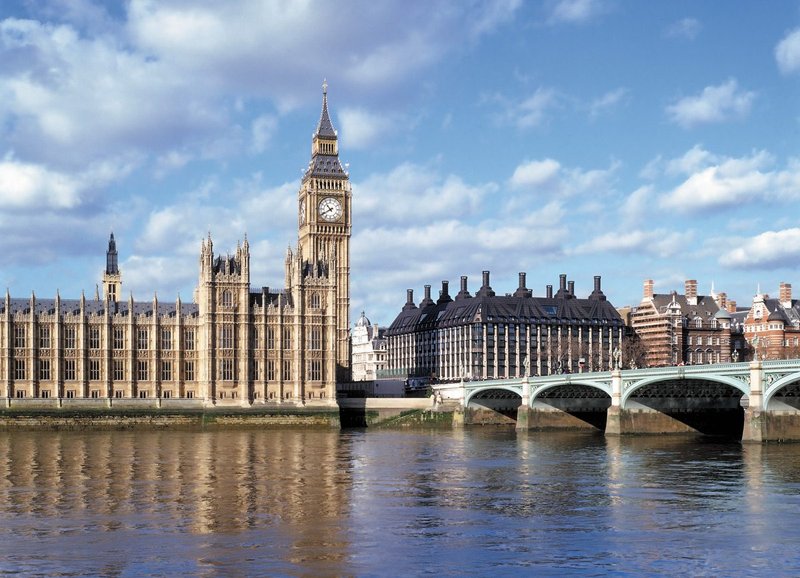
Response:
[299,199,306,224]
[318,197,342,222]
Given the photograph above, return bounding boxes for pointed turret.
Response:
[102,232,122,303]
[305,80,345,178]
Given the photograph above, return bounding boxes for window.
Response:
[66,390,75,399]
[161,329,172,350]
[184,361,195,381]
[91,390,99,399]
[139,390,148,398]
[185,329,195,350]
[252,328,259,348]
[64,326,76,349]
[14,326,25,348]
[221,359,235,381]
[283,328,292,350]
[89,360,100,381]
[222,290,233,308]
[113,360,124,381]
[113,328,124,350]
[64,359,76,381]
[138,360,148,381]
[310,328,322,350]
[310,293,321,308]
[186,391,194,399]
[267,327,275,349]
[115,390,123,398]
[161,361,172,381]
[252,360,260,380]
[162,390,171,399]
[89,328,100,350]
[39,327,51,349]
[309,360,322,381]
[40,390,50,399]
[221,326,234,349]
[267,360,276,381]
[14,359,26,380]
[282,360,291,381]
[15,390,25,398]
[39,359,50,381]
[137,329,148,350]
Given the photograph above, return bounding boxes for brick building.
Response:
[742,283,800,360]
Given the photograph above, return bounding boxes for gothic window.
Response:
[310,293,321,308]
[309,360,322,381]
[267,327,275,349]
[310,328,322,350]
[14,359,26,380]
[39,327,50,349]
[39,359,51,381]
[221,359,235,381]
[113,328,124,350]
[113,360,124,381]
[221,326,234,349]
[161,361,172,381]
[185,329,195,350]
[138,360,149,381]
[252,328,259,348]
[184,361,195,381]
[137,329,148,350]
[64,360,76,381]
[89,360,100,381]
[222,290,233,308]
[267,360,276,381]
[283,328,292,350]
[14,326,25,349]
[64,327,76,349]
[252,360,260,380]
[282,360,291,381]
[161,329,172,350]
[89,328,100,350]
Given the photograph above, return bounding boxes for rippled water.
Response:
[1,427,799,576]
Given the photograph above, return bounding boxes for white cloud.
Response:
[509,159,561,189]
[517,88,560,128]
[776,27,800,75]
[546,0,606,25]
[573,229,689,258]
[666,79,755,128]
[339,108,396,150]
[721,228,800,269]
[659,150,776,211]
[250,115,278,154]
[620,185,654,222]
[665,17,701,40]
[588,88,628,118]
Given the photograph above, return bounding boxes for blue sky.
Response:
[0,0,799,325]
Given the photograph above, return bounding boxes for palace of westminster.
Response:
[3,85,799,405]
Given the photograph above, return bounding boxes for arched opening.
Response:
[534,384,611,430]
[765,376,800,411]
[468,388,521,425]
[626,378,745,437]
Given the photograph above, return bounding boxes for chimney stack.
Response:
[420,284,434,308]
[643,279,654,299]
[716,291,727,311]
[780,282,792,308]
[477,270,495,297]
[728,300,737,313]
[514,272,532,298]
[403,289,417,311]
[546,284,553,299]
[437,280,452,304]
[685,279,697,305]
[568,280,575,297]
[456,276,471,300]
[589,275,606,301]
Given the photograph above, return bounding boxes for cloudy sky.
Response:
[1,0,799,325]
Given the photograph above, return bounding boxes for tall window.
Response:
[113,328,124,350]
[39,326,51,349]
[310,293,321,308]
[89,360,100,381]
[138,360,149,381]
[267,327,275,349]
[89,328,100,349]
[310,328,322,350]
[221,326,234,349]
[282,360,291,381]
[309,360,322,381]
[221,290,233,308]
[221,359,235,381]
[283,328,292,350]
[14,326,25,348]
[161,329,172,350]
[64,359,76,381]
[184,361,195,381]
[252,328,259,348]
[39,359,51,381]
[185,329,195,350]
[137,329,148,350]
[113,360,124,381]
[14,359,25,380]
[267,360,276,381]
[64,326,76,349]
[252,360,260,380]
[161,361,172,381]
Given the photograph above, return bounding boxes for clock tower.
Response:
[298,81,352,381]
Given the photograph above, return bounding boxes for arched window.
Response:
[310,293,321,308]
[221,290,233,308]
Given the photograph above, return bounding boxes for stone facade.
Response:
[350,312,387,382]
[1,84,351,407]
[630,279,739,367]
[385,272,625,381]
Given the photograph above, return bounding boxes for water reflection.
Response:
[3,428,800,575]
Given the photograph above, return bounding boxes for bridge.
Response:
[434,359,800,442]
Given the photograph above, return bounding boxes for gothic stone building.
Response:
[1,84,351,406]
[385,272,625,381]
[630,279,738,367]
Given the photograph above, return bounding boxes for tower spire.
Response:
[102,232,122,303]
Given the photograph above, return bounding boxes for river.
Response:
[1,427,799,576]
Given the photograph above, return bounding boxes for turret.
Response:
[102,232,122,303]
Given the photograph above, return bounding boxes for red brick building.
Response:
[742,283,800,360]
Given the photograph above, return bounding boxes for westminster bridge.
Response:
[433,360,800,442]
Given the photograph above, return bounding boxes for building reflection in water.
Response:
[0,429,353,574]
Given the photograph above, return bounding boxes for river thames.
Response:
[1,427,799,576]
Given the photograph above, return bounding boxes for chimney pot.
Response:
[643,279,654,299]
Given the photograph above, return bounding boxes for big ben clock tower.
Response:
[298,80,352,381]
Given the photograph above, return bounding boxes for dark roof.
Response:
[1,298,199,317]
[763,298,800,326]
[649,293,720,319]
[315,82,337,139]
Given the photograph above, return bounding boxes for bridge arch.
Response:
[763,371,800,409]
[464,384,522,407]
[621,374,749,408]
[531,380,612,402]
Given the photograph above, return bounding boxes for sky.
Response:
[0,0,799,327]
